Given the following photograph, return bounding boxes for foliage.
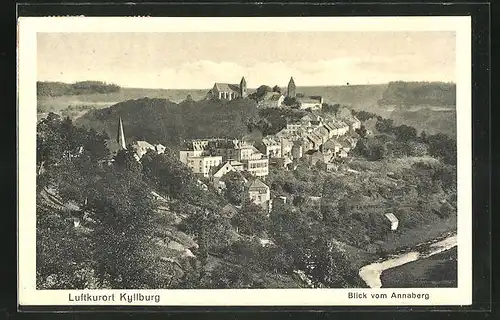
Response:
[306,238,361,288]
[221,171,247,206]
[283,96,300,108]
[322,103,341,114]
[248,85,273,101]
[77,97,259,149]
[231,201,269,237]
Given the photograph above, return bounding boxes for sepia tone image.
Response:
[35,31,458,292]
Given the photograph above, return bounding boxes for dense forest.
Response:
[378,81,456,106]
[37,81,121,97]
[76,97,310,149]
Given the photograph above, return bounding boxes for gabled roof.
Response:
[261,92,283,101]
[306,133,322,143]
[304,149,318,156]
[298,96,322,104]
[384,213,399,223]
[323,139,342,149]
[248,179,269,190]
[133,140,155,149]
[211,162,235,178]
[262,137,280,146]
[214,83,240,93]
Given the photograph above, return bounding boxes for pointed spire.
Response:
[287,76,296,98]
[117,116,126,150]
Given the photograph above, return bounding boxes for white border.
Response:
[18,16,472,307]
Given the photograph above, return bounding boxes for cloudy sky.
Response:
[37,32,455,89]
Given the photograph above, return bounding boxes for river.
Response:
[358,233,457,288]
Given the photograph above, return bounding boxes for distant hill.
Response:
[37,86,209,114]
[37,81,121,97]
[41,81,456,138]
[378,81,456,106]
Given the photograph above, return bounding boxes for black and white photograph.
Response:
[18,16,472,306]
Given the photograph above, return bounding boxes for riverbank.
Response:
[358,233,457,288]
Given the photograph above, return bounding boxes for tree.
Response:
[375,118,394,134]
[89,169,158,289]
[322,103,341,114]
[114,149,142,176]
[395,124,418,142]
[232,201,269,237]
[283,96,300,108]
[306,238,360,288]
[272,85,281,93]
[141,152,198,199]
[355,125,368,138]
[370,143,388,161]
[221,171,247,205]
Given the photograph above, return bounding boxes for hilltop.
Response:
[40,81,456,137]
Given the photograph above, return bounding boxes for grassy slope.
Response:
[380,247,457,288]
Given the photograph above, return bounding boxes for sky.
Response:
[37,32,455,89]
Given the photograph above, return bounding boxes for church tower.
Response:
[117,116,127,150]
[240,76,247,98]
[287,77,296,98]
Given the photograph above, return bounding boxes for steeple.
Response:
[240,76,247,98]
[287,77,296,98]
[117,116,126,150]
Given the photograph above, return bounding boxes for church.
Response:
[208,77,247,100]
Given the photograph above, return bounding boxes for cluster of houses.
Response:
[207,76,324,110]
[177,108,361,212]
[105,112,399,231]
[256,110,361,171]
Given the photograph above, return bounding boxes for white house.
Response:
[384,213,399,231]
[298,96,323,110]
[248,179,271,211]
[131,140,165,160]
[186,155,223,178]
[258,92,285,108]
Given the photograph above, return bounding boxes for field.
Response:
[37,87,209,113]
[380,247,457,288]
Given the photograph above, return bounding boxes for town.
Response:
[112,76,364,216]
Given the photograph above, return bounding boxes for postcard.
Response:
[18,16,471,307]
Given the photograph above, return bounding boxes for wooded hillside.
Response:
[37,81,121,96]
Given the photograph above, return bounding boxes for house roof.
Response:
[228,159,244,166]
[298,96,322,104]
[262,137,280,146]
[343,116,361,124]
[214,83,240,93]
[262,92,283,101]
[211,162,235,177]
[306,133,323,143]
[305,149,322,156]
[221,204,238,218]
[134,140,155,149]
[323,139,342,149]
[384,213,399,223]
[249,179,269,190]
